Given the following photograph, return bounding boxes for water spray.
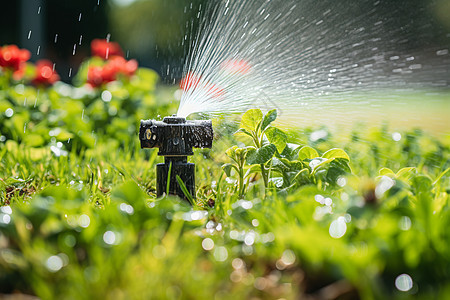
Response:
[139,115,213,201]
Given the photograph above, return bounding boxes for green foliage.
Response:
[1,83,449,300]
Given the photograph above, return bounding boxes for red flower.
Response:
[0,45,31,80]
[206,83,225,99]
[87,66,105,87]
[108,56,138,76]
[180,72,201,91]
[221,59,251,75]
[0,45,31,71]
[86,56,138,88]
[91,39,124,59]
[32,60,59,86]
[180,72,225,98]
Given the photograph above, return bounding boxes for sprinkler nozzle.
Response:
[139,116,213,201]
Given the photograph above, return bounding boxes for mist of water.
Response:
[177,0,449,129]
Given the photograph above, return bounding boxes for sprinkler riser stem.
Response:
[139,115,213,202]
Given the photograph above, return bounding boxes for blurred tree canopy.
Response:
[108,0,206,82]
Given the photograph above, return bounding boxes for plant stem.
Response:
[238,166,244,198]
[260,163,268,188]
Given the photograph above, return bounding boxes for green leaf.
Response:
[279,143,302,160]
[235,128,253,138]
[379,167,394,176]
[225,146,238,160]
[322,148,350,161]
[294,168,311,185]
[396,167,417,183]
[298,146,319,160]
[309,157,329,173]
[433,167,450,186]
[246,144,277,165]
[244,164,261,178]
[261,109,277,130]
[23,134,45,147]
[222,163,236,177]
[265,127,287,153]
[240,109,263,132]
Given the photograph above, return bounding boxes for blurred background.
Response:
[1,0,449,83]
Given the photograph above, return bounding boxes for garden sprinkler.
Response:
[139,115,213,201]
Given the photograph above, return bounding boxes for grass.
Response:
[1,65,450,299]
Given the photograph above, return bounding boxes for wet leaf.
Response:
[298,145,319,160]
[261,109,277,131]
[246,144,276,165]
[265,127,287,153]
[240,108,263,132]
[222,163,235,177]
[322,148,350,161]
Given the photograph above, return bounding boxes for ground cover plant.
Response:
[1,42,450,300]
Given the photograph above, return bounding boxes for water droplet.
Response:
[1,206,12,214]
[78,13,82,22]
[281,249,296,265]
[78,214,90,228]
[0,214,11,225]
[399,216,411,231]
[27,30,32,39]
[202,238,214,250]
[436,49,448,56]
[37,6,41,14]
[36,45,40,55]
[5,108,14,117]
[119,203,134,215]
[392,132,402,141]
[375,176,395,198]
[395,274,413,292]
[337,176,347,187]
[54,34,58,43]
[101,90,112,102]
[232,258,244,270]
[103,231,116,245]
[68,68,72,78]
[329,217,347,238]
[213,246,228,261]
[46,255,63,272]
[244,232,255,246]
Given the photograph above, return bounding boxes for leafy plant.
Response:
[232,108,287,189]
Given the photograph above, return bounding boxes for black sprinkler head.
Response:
[139,115,213,201]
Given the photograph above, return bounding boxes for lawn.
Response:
[1,43,450,299]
